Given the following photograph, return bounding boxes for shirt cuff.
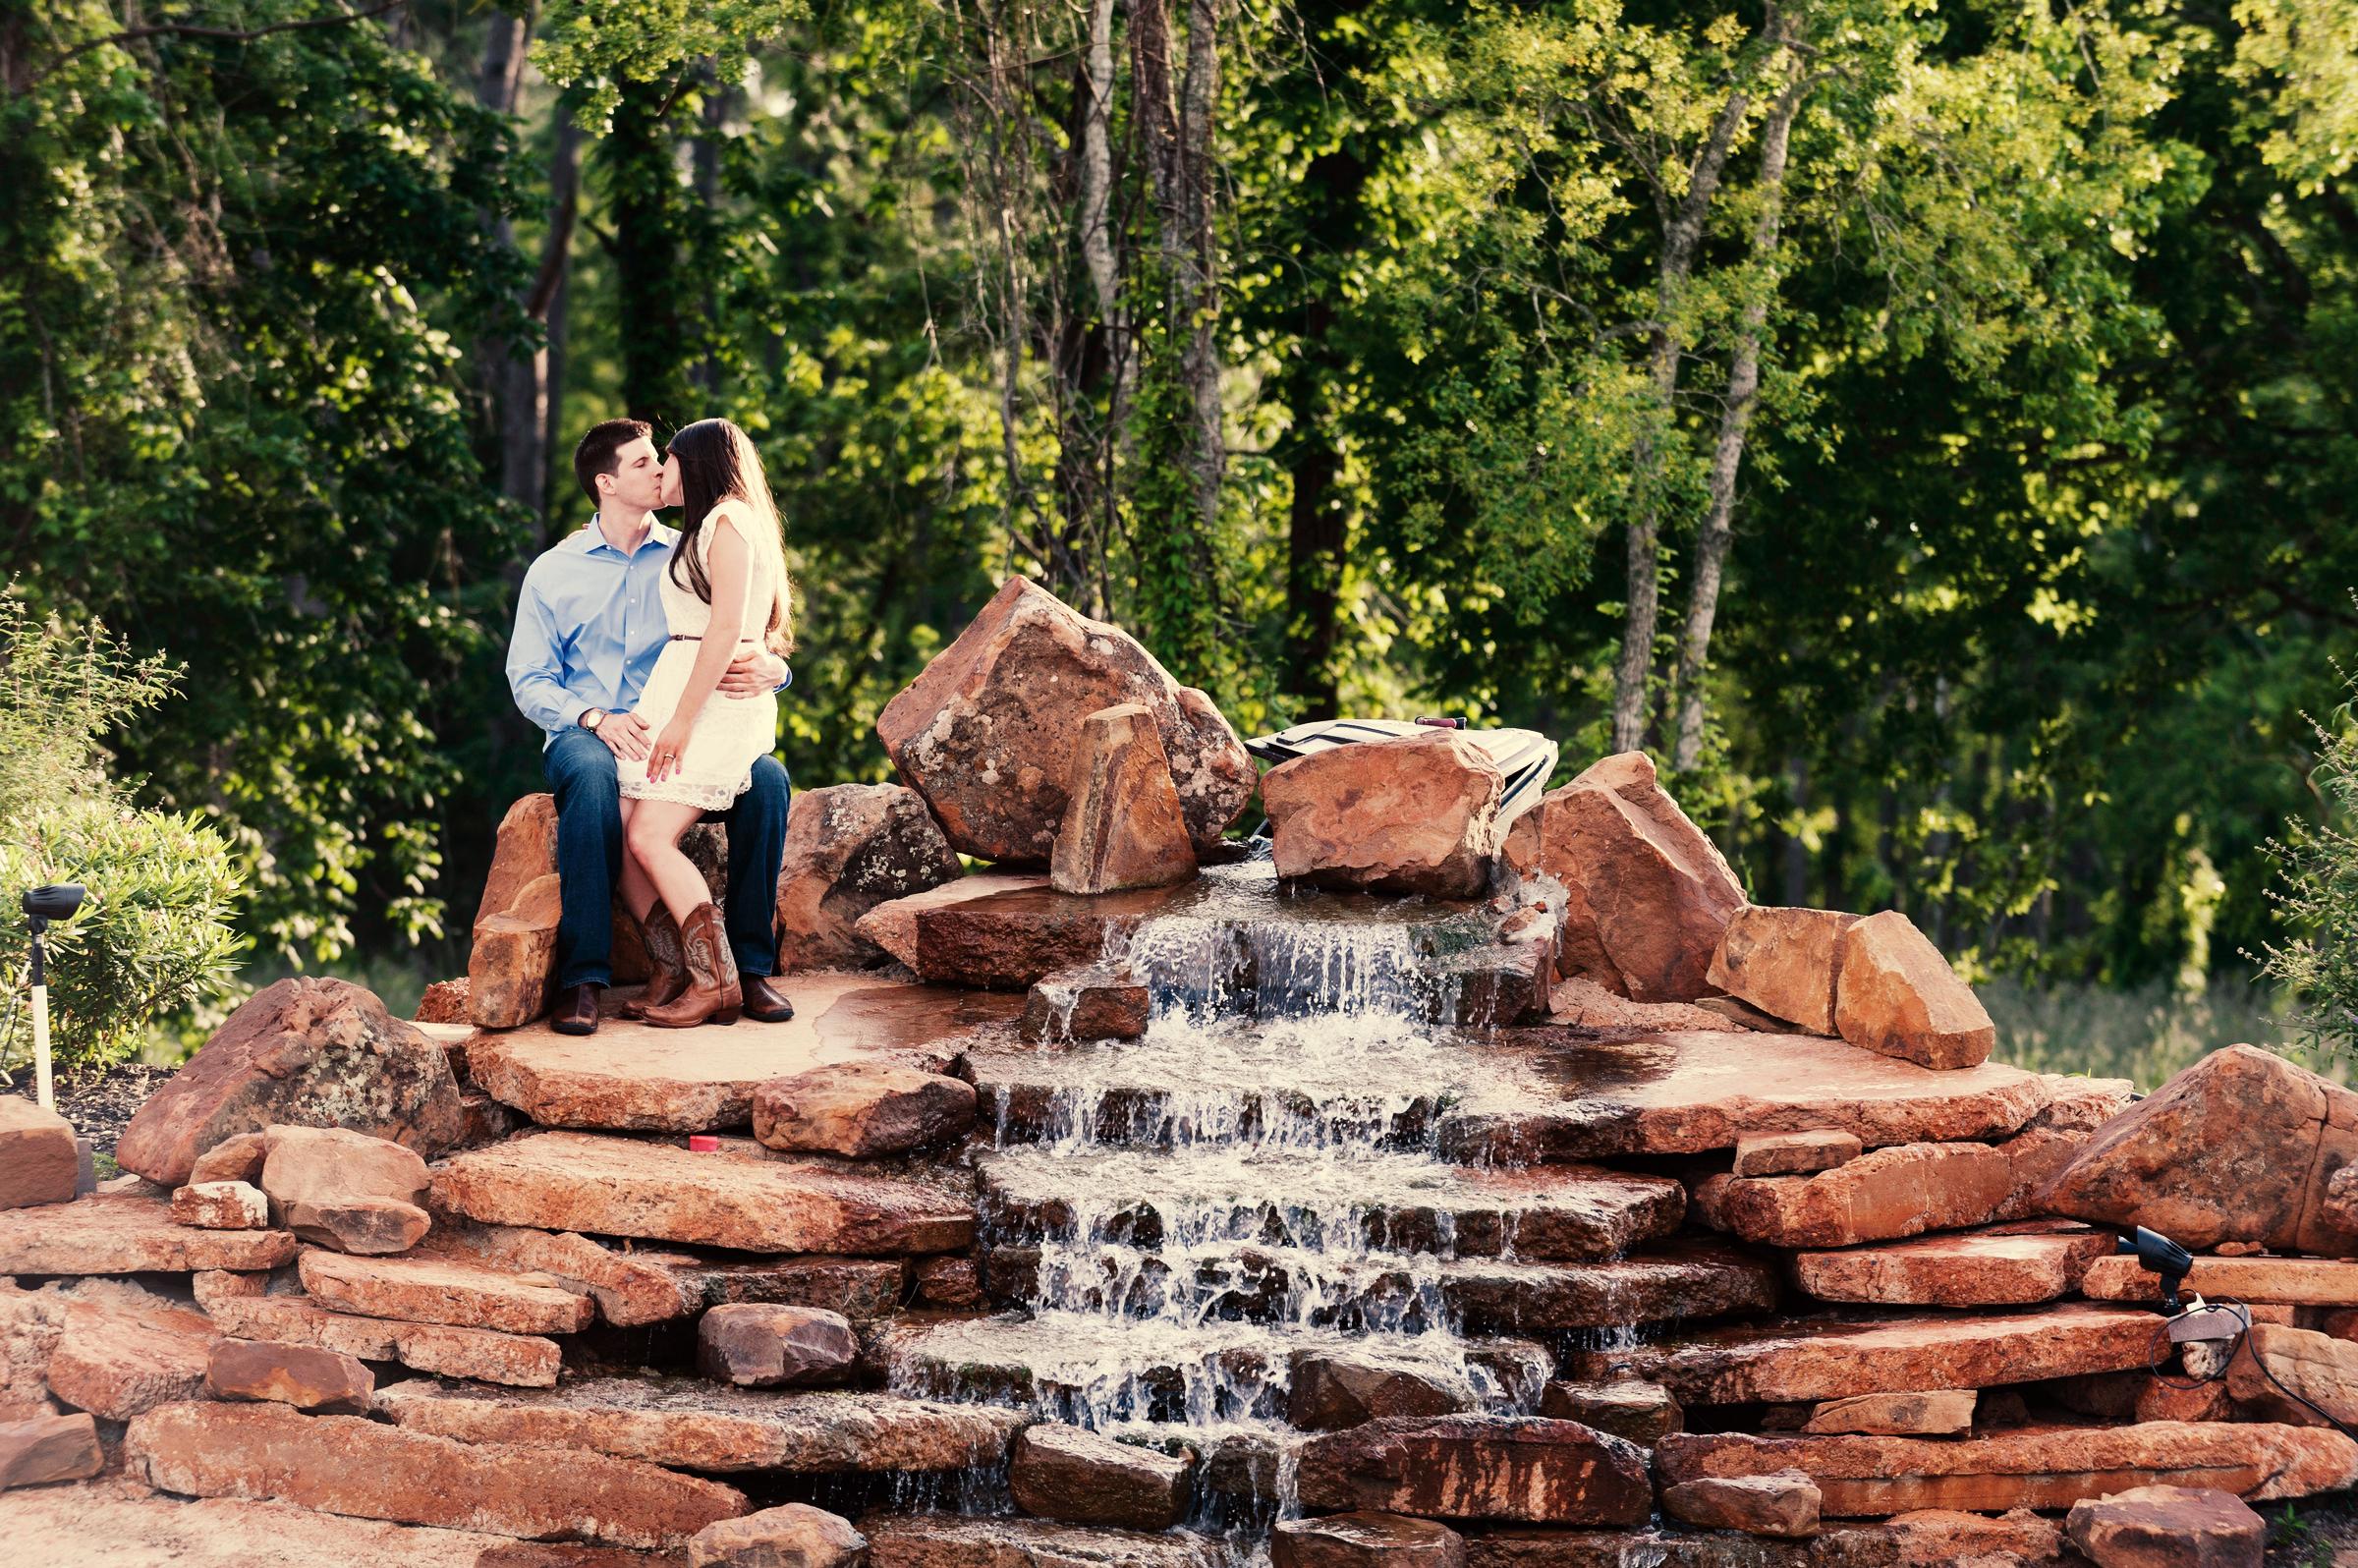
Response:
[774,662,794,695]
[557,697,592,733]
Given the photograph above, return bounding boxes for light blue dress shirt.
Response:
[509,515,795,753]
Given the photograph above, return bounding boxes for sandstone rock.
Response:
[1271,1512,1465,1568]
[662,1255,907,1319]
[1465,1509,2069,1567]
[1656,1423,2357,1516]
[858,874,1196,990]
[1502,752,1746,1002]
[1288,1349,1471,1431]
[1661,1470,1821,1539]
[1992,1077,2138,1223]
[1049,702,1199,895]
[286,1197,432,1255]
[189,1130,271,1186]
[2041,1044,2358,1254]
[1792,1221,2112,1306]
[1543,978,1730,1034]
[1009,1423,1194,1531]
[858,1514,1232,1567]
[2225,1322,2358,1427]
[1295,1415,1651,1526]
[2324,1162,2358,1235]
[753,1064,977,1158]
[2064,1484,2264,1568]
[470,871,565,1030]
[0,1410,101,1489]
[1568,1304,2159,1405]
[1261,730,1506,899]
[698,1304,860,1389]
[0,1097,76,1210]
[172,1180,271,1230]
[414,978,472,1025]
[1802,1390,1976,1436]
[118,978,466,1185]
[205,1293,561,1387]
[421,1221,691,1326]
[1831,912,1995,1069]
[1440,1244,1777,1332]
[913,1256,982,1310]
[1706,1142,2010,1249]
[1537,1381,1681,1446]
[1707,908,1855,1035]
[44,1289,219,1420]
[375,1375,1022,1474]
[852,872,1045,970]
[298,1249,595,1334]
[430,1131,974,1255]
[1022,969,1151,1042]
[775,783,965,972]
[1731,1129,1861,1178]
[690,1502,868,1568]
[128,1400,747,1548]
[2083,1253,2358,1307]
[205,1338,373,1413]
[876,578,1255,862]
[261,1122,428,1209]
[0,1283,66,1422]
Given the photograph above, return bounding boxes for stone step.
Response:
[1790,1221,2113,1307]
[859,1512,1243,1567]
[1656,1421,2358,1516]
[1295,1414,1652,1526]
[986,1239,1777,1332]
[469,970,1019,1131]
[1566,1303,2162,1405]
[0,1193,295,1275]
[200,1285,562,1387]
[297,1248,595,1334]
[374,1372,1023,1473]
[0,1474,532,1568]
[978,1147,1685,1262]
[127,1400,746,1548]
[880,1310,1551,1426]
[967,1027,2058,1162]
[428,1131,974,1256]
[2080,1252,2358,1307]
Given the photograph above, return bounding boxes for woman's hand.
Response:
[647,720,695,782]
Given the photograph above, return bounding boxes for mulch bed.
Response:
[32,1059,171,1162]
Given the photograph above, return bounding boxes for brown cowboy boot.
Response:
[643,903,742,1029]
[621,906,689,1020]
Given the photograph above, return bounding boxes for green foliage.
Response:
[2255,679,2358,1062]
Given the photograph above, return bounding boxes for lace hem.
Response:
[620,775,750,811]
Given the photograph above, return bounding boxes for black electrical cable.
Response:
[2146,1296,2358,1443]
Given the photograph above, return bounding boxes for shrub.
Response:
[0,595,246,1077]
[2254,676,2358,1063]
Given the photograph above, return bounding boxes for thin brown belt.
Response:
[667,635,757,643]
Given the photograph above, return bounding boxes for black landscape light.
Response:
[2117,1225,2194,1313]
[23,883,84,1112]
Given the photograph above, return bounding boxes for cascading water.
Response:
[889,862,1559,1544]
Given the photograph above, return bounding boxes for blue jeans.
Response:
[542,727,792,988]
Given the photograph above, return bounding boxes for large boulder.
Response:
[1050,702,1198,895]
[2039,1044,2358,1254]
[1832,910,1996,1069]
[774,783,964,972]
[2065,1484,2265,1568]
[1504,752,1747,1001]
[116,978,466,1187]
[875,578,1254,862]
[1261,730,1507,899]
[1008,1422,1195,1531]
[1707,907,1855,1035]
[259,1125,432,1254]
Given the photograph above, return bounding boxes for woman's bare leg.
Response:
[616,800,661,924]
[624,799,715,926]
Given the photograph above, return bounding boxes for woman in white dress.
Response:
[615,418,792,1028]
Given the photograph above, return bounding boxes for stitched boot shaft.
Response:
[621,905,690,1019]
[644,903,743,1028]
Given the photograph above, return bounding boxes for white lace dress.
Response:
[617,499,781,811]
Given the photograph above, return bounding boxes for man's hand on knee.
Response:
[595,711,653,761]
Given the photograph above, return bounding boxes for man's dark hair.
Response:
[573,419,653,506]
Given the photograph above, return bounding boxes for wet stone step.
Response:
[978,1148,1686,1262]
[881,1311,1550,1428]
[860,1512,1244,1567]
[983,1240,1776,1333]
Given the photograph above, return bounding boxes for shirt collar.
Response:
[578,515,680,558]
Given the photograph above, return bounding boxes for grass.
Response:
[1982,974,2340,1091]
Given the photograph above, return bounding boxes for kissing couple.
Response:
[505,416,798,1036]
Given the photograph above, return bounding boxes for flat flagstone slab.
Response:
[297,1249,594,1334]
[0,1193,296,1275]
[1566,1303,2160,1404]
[861,1512,1244,1567]
[429,1131,974,1256]
[2081,1253,2358,1306]
[127,1400,745,1548]
[1656,1421,2358,1516]
[1792,1222,2113,1306]
[470,971,1020,1131]
[0,1476,516,1568]
[204,1290,561,1387]
[375,1373,1024,1473]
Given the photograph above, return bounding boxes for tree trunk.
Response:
[1176,0,1224,541]
[1607,69,1757,755]
[1670,55,1810,771]
[692,65,727,396]
[477,5,528,113]
[604,78,695,423]
[1051,0,1123,613]
[1282,136,1366,719]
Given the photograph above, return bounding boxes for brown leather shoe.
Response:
[643,904,742,1029]
[621,906,689,1020]
[743,975,795,1024]
[550,981,602,1036]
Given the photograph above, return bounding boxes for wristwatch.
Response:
[580,709,606,732]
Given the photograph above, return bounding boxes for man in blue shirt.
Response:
[506,418,797,1035]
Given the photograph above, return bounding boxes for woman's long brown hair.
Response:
[665,418,793,652]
